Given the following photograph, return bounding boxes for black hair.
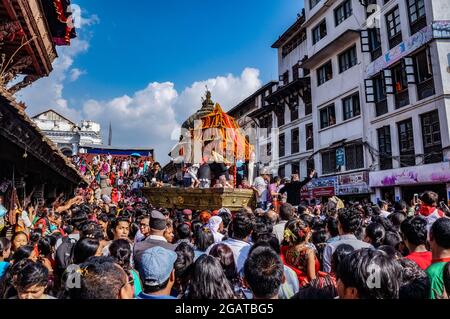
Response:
[284,219,311,246]
[67,256,126,299]
[73,238,100,264]
[389,212,407,230]
[209,243,239,286]
[29,231,42,246]
[430,218,450,249]
[299,213,315,228]
[109,239,132,271]
[244,246,284,299]
[398,258,430,299]
[252,232,281,254]
[377,245,403,260]
[420,191,439,207]
[400,216,428,247]
[187,255,235,299]
[336,248,401,299]
[81,221,105,240]
[174,242,194,279]
[70,211,89,231]
[365,223,386,248]
[37,236,53,257]
[176,223,191,241]
[337,208,362,234]
[371,215,397,233]
[383,231,402,248]
[279,203,295,221]
[331,244,355,274]
[11,245,34,264]
[394,201,407,212]
[97,213,109,223]
[252,222,272,243]
[218,211,232,229]
[13,260,49,291]
[231,212,253,240]
[0,238,11,258]
[191,220,203,240]
[371,206,382,216]
[326,217,339,238]
[195,227,214,252]
[379,200,388,208]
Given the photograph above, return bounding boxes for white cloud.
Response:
[174,68,262,123]
[69,68,86,81]
[81,68,262,163]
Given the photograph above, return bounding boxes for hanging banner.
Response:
[366,25,433,77]
[369,162,450,187]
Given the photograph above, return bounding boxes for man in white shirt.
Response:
[379,200,391,218]
[322,208,373,273]
[207,212,253,273]
[253,167,270,210]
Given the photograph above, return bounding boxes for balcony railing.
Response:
[417,78,435,101]
[400,154,416,167]
[410,16,427,35]
[395,89,410,109]
[371,46,382,61]
[389,33,403,49]
[423,145,443,164]
[375,99,388,117]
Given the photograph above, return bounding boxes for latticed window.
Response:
[398,119,415,167]
[421,111,442,164]
[378,126,393,170]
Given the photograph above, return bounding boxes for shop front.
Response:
[369,162,450,204]
[301,177,337,204]
[336,171,372,202]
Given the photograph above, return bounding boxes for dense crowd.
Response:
[0,162,450,300]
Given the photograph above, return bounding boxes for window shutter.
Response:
[383,69,394,94]
[360,30,371,52]
[403,57,416,84]
[364,79,375,103]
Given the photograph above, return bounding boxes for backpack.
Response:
[55,236,78,275]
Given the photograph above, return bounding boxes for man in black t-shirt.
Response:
[279,170,315,207]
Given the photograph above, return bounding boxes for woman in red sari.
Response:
[281,219,320,287]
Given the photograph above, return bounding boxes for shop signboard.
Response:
[433,20,450,39]
[336,148,345,167]
[311,177,337,198]
[369,162,450,187]
[337,172,371,195]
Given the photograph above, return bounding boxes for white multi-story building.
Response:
[298,0,372,201]
[359,0,450,204]
[232,0,450,204]
[32,109,103,157]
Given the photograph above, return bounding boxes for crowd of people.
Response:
[1,157,450,299]
[70,154,167,206]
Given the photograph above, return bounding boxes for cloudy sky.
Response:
[16,0,301,164]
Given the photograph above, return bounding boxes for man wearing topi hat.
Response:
[133,210,175,270]
[253,167,271,210]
